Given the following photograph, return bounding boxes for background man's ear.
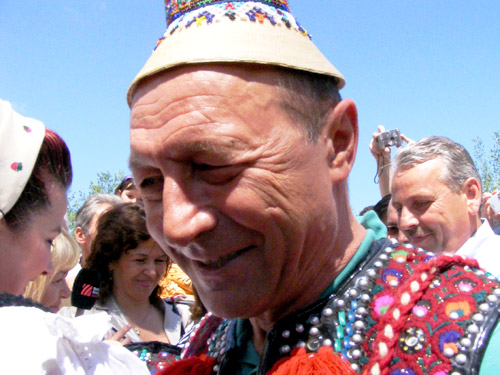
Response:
[324,99,359,184]
[74,226,86,245]
[463,177,482,215]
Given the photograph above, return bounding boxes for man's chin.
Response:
[199,289,265,319]
[409,234,437,252]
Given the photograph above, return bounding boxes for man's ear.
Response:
[74,226,87,246]
[324,99,359,184]
[463,177,482,215]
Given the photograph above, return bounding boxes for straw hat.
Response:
[127,0,345,106]
[0,100,45,219]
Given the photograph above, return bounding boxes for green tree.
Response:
[67,170,125,233]
[473,131,500,193]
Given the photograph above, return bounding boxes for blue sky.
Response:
[1,1,499,214]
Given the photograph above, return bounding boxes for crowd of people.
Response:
[1,1,500,374]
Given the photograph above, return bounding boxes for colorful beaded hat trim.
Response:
[165,0,290,25]
[156,1,311,52]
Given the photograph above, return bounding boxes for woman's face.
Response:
[41,269,71,313]
[110,240,168,303]
[119,188,141,204]
[0,182,67,295]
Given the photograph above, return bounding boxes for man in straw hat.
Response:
[128,1,500,374]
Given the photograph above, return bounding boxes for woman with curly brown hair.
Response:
[70,203,193,346]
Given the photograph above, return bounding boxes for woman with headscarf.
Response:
[0,99,149,375]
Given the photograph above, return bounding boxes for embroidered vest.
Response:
[180,240,500,375]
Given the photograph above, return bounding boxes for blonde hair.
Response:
[24,230,79,303]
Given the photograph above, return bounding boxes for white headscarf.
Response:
[0,100,45,219]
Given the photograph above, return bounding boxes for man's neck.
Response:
[248,218,367,354]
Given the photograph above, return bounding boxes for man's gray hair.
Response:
[75,193,121,233]
[393,136,482,194]
[275,67,341,142]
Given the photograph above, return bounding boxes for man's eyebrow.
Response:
[130,139,244,169]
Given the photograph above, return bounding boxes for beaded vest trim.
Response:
[181,240,500,375]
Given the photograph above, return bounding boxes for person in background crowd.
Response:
[66,203,193,346]
[62,203,194,372]
[74,193,121,267]
[24,229,79,312]
[127,1,500,374]
[372,194,391,224]
[482,190,500,235]
[66,193,121,292]
[392,136,500,277]
[160,262,194,299]
[0,99,149,374]
[372,194,409,243]
[115,175,142,203]
[115,177,194,301]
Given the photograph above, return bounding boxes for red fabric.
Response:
[266,346,355,375]
[156,355,216,375]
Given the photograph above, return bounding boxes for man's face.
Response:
[130,66,349,318]
[391,158,474,253]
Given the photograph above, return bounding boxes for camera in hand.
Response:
[378,129,402,148]
[490,193,500,214]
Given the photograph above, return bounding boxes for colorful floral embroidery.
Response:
[154,1,311,50]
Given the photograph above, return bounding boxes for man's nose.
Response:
[161,177,217,247]
[398,206,419,232]
[397,229,410,244]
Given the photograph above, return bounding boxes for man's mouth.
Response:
[198,246,254,269]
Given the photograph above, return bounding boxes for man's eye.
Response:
[193,163,242,184]
[387,226,399,235]
[414,201,431,210]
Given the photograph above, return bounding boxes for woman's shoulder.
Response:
[58,299,113,318]
[0,292,49,311]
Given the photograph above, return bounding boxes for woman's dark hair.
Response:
[373,194,392,224]
[4,129,72,230]
[114,176,136,195]
[86,203,170,304]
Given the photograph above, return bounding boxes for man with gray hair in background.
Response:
[391,136,500,277]
[73,193,121,268]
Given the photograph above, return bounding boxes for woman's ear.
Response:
[323,99,359,184]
